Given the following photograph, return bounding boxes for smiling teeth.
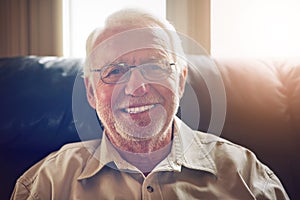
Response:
[124,105,155,114]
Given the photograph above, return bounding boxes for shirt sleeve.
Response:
[259,167,290,200]
[221,140,291,200]
[10,152,55,200]
[238,148,291,200]
[10,179,33,200]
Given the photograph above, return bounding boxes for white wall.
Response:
[211,0,300,58]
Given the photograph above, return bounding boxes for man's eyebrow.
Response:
[140,56,167,63]
[140,58,160,63]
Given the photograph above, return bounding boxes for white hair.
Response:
[84,8,187,77]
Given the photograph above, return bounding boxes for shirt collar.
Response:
[77,131,139,180]
[168,117,218,175]
[78,117,217,180]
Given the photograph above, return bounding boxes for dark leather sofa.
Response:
[0,56,299,199]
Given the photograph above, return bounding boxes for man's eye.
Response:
[106,66,128,77]
[144,64,164,71]
[109,68,122,75]
[150,65,162,70]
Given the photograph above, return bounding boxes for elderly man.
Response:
[11,9,289,199]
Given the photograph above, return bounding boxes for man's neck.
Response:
[107,121,174,153]
[106,121,175,173]
[117,140,173,175]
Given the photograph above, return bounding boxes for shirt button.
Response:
[147,185,154,193]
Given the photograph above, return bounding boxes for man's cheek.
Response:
[95,87,113,103]
[155,81,179,97]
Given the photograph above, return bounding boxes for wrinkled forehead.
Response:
[86,27,174,68]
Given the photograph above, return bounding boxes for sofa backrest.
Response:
[215,58,300,200]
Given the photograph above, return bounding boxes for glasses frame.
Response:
[90,61,176,84]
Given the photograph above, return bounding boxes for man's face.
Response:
[85,36,187,152]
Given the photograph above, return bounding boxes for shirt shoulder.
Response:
[44,139,100,170]
[193,130,264,172]
[192,130,289,199]
[11,140,101,199]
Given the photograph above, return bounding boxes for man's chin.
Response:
[118,121,163,139]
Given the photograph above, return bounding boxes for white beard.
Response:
[114,104,167,140]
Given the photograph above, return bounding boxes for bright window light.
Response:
[63,0,166,58]
[211,0,300,58]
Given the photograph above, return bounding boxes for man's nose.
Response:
[124,69,150,96]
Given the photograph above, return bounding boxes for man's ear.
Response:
[84,78,96,109]
[179,66,188,98]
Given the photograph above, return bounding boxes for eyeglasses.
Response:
[90,60,175,84]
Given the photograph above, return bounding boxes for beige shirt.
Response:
[11,118,289,200]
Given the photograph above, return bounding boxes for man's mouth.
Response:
[123,104,156,114]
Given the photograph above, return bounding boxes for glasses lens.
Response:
[101,64,129,83]
[141,62,171,81]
